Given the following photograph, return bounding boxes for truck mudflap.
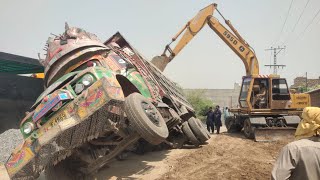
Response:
[5,77,125,179]
[254,127,296,142]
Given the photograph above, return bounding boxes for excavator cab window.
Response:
[239,77,251,108]
[272,79,290,100]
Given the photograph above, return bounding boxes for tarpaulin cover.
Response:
[295,107,320,139]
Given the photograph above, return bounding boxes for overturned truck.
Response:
[5,25,210,179]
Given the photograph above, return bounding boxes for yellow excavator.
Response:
[151,3,310,141]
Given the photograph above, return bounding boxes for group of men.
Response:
[205,105,222,134]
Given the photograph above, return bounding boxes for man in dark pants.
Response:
[205,107,215,133]
[213,105,222,134]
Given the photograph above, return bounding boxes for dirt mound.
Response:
[159,132,291,180]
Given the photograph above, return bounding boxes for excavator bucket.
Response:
[151,56,170,72]
[254,127,296,142]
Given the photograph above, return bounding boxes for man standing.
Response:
[271,107,320,180]
[223,107,230,125]
[213,105,222,134]
[205,107,215,133]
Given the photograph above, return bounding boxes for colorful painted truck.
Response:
[5,25,210,179]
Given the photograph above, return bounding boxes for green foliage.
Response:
[298,85,320,93]
[185,90,214,121]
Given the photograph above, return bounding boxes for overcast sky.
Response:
[1,0,319,89]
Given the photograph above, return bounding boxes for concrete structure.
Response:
[184,83,241,108]
[290,76,320,91]
[307,88,320,107]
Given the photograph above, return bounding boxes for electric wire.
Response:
[281,0,311,46]
[284,5,320,46]
[297,7,320,40]
[290,0,310,33]
[274,0,294,45]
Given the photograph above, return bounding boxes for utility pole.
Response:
[306,72,308,91]
[265,46,286,75]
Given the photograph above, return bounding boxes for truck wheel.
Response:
[197,118,211,139]
[243,118,255,139]
[125,93,169,145]
[182,121,200,147]
[188,117,210,143]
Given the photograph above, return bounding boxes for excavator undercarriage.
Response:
[226,109,302,142]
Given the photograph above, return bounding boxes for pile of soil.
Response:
[160,132,292,180]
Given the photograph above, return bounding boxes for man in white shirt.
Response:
[271,107,320,180]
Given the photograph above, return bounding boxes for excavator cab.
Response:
[239,77,269,110]
[239,76,291,110]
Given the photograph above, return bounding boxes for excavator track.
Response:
[11,101,126,179]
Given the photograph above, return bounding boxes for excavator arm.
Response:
[151,3,259,76]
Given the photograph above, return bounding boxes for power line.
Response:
[284,6,320,46]
[298,7,320,39]
[274,0,294,45]
[290,0,310,33]
[281,0,311,46]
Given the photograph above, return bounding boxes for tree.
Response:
[185,89,214,121]
[298,85,320,93]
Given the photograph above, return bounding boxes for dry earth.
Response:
[94,127,292,180]
[0,127,293,180]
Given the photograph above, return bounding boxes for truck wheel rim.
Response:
[141,101,160,126]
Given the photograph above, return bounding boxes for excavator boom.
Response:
[151,3,259,76]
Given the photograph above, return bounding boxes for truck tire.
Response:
[197,118,211,139]
[124,93,169,145]
[243,118,255,139]
[182,121,200,147]
[188,117,210,143]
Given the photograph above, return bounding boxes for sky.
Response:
[0,0,319,89]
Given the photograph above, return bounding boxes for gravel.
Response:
[0,129,23,164]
